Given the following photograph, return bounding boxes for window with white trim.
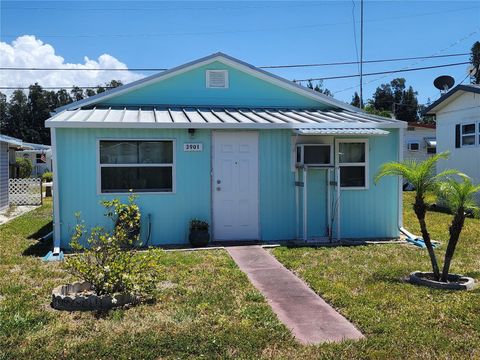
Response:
[99,140,174,193]
[407,141,420,151]
[461,123,476,147]
[336,140,368,189]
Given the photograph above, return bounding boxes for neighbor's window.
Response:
[407,141,420,151]
[337,140,368,189]
[99,140,174,193]
[461,123,476,147]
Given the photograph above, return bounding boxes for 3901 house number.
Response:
[183,143,203,152]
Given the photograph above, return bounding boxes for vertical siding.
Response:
[0,142,8,210]
[56,128,400,248]
[56,128,211,248]
[338,130,400,239]
[101,61,327,109]
[259,130,297,240]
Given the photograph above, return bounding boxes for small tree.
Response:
[16,157,32,178]
[66,195,163,297]
[435,175,480,281]
[375,152,458,280]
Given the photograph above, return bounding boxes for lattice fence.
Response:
[9,178,42,206]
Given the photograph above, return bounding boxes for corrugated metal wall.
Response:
[56,128,212,248]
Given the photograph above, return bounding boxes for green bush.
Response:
[65,195,164,298]
[41,172,53,182]
[16,157,32,178]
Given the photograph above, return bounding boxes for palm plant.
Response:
[374,152,458,281]
[435,175,480,282]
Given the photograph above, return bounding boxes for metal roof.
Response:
[424,84,480,114]
[0,134,33,149]
[294,128,390,136]
[46,107,406,129]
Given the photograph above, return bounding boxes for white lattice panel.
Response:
[9,178,42,206]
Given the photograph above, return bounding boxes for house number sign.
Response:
[183,143,203,152]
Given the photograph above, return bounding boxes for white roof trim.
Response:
[294,128,390,136]
[54,52,362,113]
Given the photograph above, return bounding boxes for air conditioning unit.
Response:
[296,144,332,166]
[407,141,420,151]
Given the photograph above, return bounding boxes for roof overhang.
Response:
[424,84,480,115]
[294,128,390,136]
[424,137,436,147]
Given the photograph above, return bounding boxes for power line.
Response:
[294,62,470,82]
[0,61,471,90]
[0,53,470,72]
[333,27,480,94]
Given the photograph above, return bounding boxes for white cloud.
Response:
[0,35,144,94]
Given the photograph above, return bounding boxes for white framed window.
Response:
[335,139,368,190]
[461,123,476,147]
[98,140,175,194]
[206,70,229,89]
[407,141,420,151]
[296,144,332,166]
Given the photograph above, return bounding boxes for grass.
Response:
[1,193,479,359]
[272,191,480,359]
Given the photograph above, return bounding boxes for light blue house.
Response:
[45,53,406,251]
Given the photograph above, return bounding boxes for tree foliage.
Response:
[351,92,360,108]
[66,194,164,297]
[306,80,333,97]
[16,157,33,178]
[470,41,480,84]
[0,80,124,144]
[369,78,419,122]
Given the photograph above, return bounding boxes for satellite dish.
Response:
[467,65,478,77]
[434,75,455,94]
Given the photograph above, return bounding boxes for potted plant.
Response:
[189,219,210,247]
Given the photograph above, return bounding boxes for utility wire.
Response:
[294,62,470,82]
[0,53,470,72]
[0,61,471,90]
[333,27,480,94]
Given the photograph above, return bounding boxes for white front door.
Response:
[212,131,259,240]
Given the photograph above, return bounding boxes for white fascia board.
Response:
[45,120,405,129]
[54,52,362,114]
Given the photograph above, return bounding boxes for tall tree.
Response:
[27,83,51,143]
[306,80,333,97]
[5,90,29,140]
[0,92,7,134]
[369,78,419,122]
[470,41,480,84]
[351,92,360,108]
[71,86,84,101]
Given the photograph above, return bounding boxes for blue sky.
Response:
[1,1,479,105]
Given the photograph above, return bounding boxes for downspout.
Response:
[336,166,341,242]
[51,127,61,255]
[303,165,308,242]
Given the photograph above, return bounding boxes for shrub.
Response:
[102,195,141,249]
[41,172,53,182]
[16,157,32,178]
[65,196,164,298]
[189,219,209,232]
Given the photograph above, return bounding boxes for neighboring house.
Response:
[403,123,436,163]
[16,143,52,177]
[424,84,480,201]
[0,135,31,210]
[45,52,407,252]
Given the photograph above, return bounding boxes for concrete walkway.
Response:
[227,246,364,345]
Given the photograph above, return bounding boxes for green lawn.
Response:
[1,194,479,359]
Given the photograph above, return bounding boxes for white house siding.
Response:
[0,141,9,210]
[436,91,480,202]
[403,126,436,163]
